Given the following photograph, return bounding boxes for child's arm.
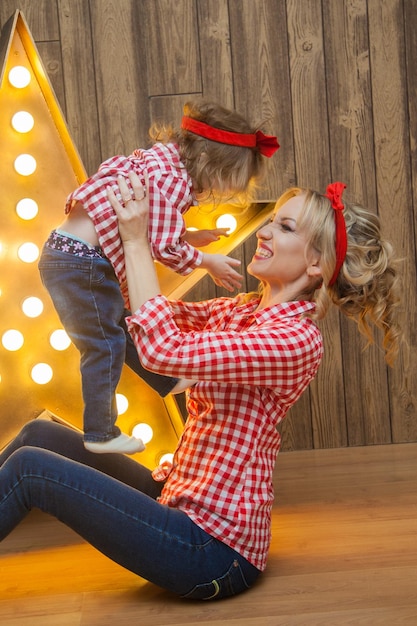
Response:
[199,252,243,292]
[182,228,230,248]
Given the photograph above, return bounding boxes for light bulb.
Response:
[8,66,31,88]
[16,198,38,220]
[18,242,39,263]
[158,452,174,466]
[132,423,154,444]
[215,213,238,234]
[31,363,53,384]
[2,329,24,351]
[22,296,43,318]
[50,329,71,351]
[14,154,37,176]
[116,393,129,415]
[11,111,34,133]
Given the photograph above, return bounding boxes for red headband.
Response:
[325,182,347,286]
[181,116,280,157]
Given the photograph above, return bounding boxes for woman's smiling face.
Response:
[248,193,320,297]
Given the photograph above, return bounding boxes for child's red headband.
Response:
[181,116,280,158]
[325,182,347,286]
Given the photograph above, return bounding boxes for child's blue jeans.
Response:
[38,243,179,442]
[0,420,260,599]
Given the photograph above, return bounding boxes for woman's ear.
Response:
[307,263,322,279]
[306,251,322,279]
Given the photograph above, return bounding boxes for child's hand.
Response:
[182,228,230,248]
[200,253,243,292]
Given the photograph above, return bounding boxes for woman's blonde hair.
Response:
[149,100,267,201]
[274,187,402,366]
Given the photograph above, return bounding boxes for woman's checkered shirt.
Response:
[128,294,323,570]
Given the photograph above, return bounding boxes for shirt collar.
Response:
[237,298,317,324]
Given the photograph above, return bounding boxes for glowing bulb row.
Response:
[8,68,40,268]
[2,328,70,352]
[6,67,174,464]
[9,67,38,176]
[9,67,39,217]
[0,328,155,441]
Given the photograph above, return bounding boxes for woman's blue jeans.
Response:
[38,244,178,442]
[0,420,260,599]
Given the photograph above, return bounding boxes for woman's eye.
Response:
[269,217,294,232]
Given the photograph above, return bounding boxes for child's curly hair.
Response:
[149,100,267,201]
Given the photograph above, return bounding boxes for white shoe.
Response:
[84,433,145,455]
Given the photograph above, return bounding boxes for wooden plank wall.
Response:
[1,0,416,451]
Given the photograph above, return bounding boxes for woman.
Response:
[0,175,400,599]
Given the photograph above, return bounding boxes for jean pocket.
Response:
[181,559,251,601]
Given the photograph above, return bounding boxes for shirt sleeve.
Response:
[127,295,323,390]
[167,297,229,331]
[148,172,203,275]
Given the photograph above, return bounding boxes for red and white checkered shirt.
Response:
[65,143,201,306]
[127,294,323,570]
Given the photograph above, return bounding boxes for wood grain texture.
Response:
[196,0,233,107]
[285,0,343,450]
[0,443,416,624]
[36,41,67,117]
[322,0,392,447]
[286,0,328,190]
[228,0,293,200]
[143,0,201,96]
[0,0,415,449]
[89,0,151,158]
[0,0,59,40]
[368,0,417,444]
[56,0,102,175]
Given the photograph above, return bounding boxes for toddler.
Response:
[38,100,279,454]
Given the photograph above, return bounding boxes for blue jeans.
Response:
[38,243,179,442]
[0,420,260,599]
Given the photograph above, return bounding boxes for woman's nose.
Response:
[256,225,271,240]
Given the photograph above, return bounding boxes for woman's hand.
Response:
[107,171,160,310]
[107,172,149,248]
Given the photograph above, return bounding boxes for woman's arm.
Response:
[128,297,323,389]
[107,172,160,311]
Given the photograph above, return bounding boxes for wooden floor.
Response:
[0,443,416,626]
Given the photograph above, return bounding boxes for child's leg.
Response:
[122,311,196,395]
[122,311,181,395]
[38,237,143,453]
